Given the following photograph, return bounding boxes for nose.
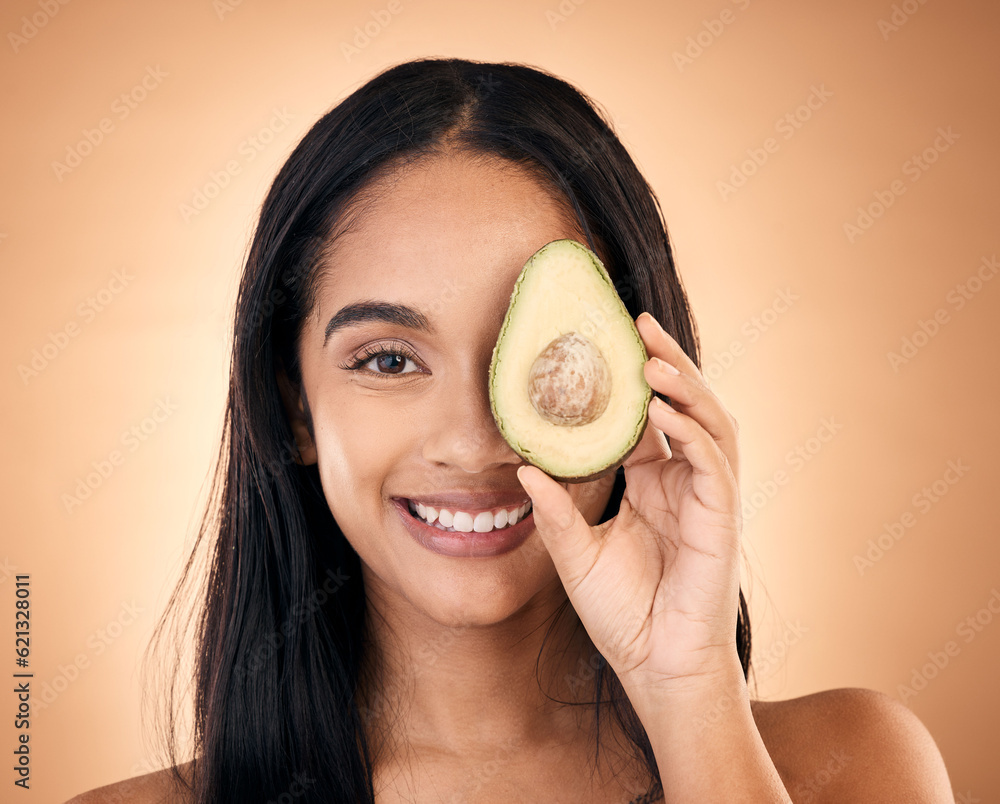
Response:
[421,365,522,474]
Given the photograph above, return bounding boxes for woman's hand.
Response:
[516,311,745,695]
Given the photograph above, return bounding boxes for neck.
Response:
[355,571,608,763]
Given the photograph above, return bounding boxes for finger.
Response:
[643,398,739,518]
[516,465,601,591]
[636,312,710,388]
[642,356,736,444]
[641,356,739,480]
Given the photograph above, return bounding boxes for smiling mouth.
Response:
[405,499,533,533]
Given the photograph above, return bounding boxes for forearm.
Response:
[626,661,792,803]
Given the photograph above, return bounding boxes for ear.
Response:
[276,366,318,466]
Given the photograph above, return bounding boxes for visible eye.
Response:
[340,340,425,379]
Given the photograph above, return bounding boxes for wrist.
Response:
[618,649,748,713]
[620,660,792,803]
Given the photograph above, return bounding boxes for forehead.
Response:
[309,152,586,321]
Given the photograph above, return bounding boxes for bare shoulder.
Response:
[751,687,953,803]
[64,760,195,804]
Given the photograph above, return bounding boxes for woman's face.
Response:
[285,150,618,628]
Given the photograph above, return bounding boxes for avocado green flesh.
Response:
[489,239,652,482]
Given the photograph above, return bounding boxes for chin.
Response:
[409,563,559,628]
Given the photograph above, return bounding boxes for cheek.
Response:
[571,474,618,525]
[309,389,416,526]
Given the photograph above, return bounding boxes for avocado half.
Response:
[489,239,652,483]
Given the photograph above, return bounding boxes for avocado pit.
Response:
[527,331,611,426]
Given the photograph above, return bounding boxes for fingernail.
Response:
[641,311,664,331]
[654,357,680,375]
[517,465,537,492]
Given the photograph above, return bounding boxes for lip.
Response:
[393,497,535,558]
[403,492,532,512]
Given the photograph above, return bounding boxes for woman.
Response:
[69,58,953,803]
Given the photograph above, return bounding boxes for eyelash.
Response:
[340,340,424,379]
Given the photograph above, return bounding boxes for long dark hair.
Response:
[146,57,752,803]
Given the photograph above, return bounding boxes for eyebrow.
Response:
[323,300,434,344]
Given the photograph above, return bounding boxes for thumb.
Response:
[517,465,599,587]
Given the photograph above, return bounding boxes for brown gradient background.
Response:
[2,0,998,800]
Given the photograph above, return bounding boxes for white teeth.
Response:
[408,499,532,533]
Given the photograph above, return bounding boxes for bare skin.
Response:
[64,691,954,803]
[66,151,953,803]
